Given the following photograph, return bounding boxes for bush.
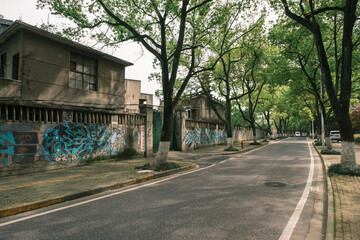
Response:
[154,162,181,172]
[116,148,138,159]
[136,163,151,170]
[262,139,269,142]
[315,141,322,146]
[355,137,360,143]
[250,142,262,145]
[328,163,360,176]
[321,149,341,155]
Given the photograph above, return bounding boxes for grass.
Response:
[136,162,181,172]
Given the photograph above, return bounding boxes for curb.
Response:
[0,164,198,218]
[313,143,334,240]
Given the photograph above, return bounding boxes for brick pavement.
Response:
[318,142,360,240]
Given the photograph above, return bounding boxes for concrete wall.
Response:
[125,79,141,113]
[0,31,23,81]
[0,113,149,173]
[177,111,266,150]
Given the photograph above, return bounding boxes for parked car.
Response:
[295,131,301,137]
[330,130,341,142]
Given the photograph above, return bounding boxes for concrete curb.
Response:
[0,164,198,218]
[313,143,334,240]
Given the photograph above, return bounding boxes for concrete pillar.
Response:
[141,105,153,157]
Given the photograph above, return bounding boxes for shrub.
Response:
[355,137,360,143]
[116,148,138,159]
[321,149,341,155]
[154,162,180,172]
[250,142,262,146]
[262,140,269,142]
[136,163,151,170]
[315,141,322,146]
[328,163,360,176]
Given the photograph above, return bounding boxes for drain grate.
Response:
[264,182,286,187]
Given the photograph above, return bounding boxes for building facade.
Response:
[0,20,153,172]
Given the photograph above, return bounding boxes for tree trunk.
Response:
[153,98,173,166]
[225,98,233,149]
[251,122,257,143]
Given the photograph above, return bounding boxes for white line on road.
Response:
[0,164,216,228]
[220,160,227,164]
[278,142,315,240]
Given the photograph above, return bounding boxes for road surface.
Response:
[0,138,325,240]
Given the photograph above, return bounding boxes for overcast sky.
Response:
[1,0,160,104]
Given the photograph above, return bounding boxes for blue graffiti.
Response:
[184,128,226,149]
[41,122,111,163]
[0,132,16,167]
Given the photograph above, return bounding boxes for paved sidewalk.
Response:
[0,140,263,218]
[316,142,360,240]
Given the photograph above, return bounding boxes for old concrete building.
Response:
[125,79,153,113]
[0,20,134,113]
[0,20,153,171]
[181,95,223,123]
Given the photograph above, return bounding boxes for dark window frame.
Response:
[0,53,7,78]
[69,52,98,91]
[12,53,19,80]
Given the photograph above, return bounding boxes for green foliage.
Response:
[321,149,341,155]
[250,142,262,145]
[154,162,181,172]
[328,164,360,176]
[136,163,151,170]
[354,137,360,143]
[116,148,138,159]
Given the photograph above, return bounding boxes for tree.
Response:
[38,0,229,166]
[270,0,359,166]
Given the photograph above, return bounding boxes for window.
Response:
[69,52,98,91]
[12,53,19,80]
[0,53,7,78]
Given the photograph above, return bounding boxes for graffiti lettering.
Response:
[41,122,126,163]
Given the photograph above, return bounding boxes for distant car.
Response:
[295,131,300,137]
[330,130,341,142]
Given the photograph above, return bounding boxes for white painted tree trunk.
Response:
[325,137,333,150]
[341,141,356,167]
[227,137,234,149]
[154,141,170,166]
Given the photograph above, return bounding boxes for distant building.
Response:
[180,95,224,123]
[125,79,153,113]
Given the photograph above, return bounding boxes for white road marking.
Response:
[220,160,227,164]
[278,142,315,240]
[0,164,216,227]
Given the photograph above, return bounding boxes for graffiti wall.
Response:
[0,130,39,167]
[0,121,142,169]
[183,125,265,150]
[41,122,128,163]
[184,128,227,149]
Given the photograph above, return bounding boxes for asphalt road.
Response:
[0,138,324,240]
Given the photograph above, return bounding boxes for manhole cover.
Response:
[264,182,286,187]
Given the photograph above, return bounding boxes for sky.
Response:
[0,0,161,104]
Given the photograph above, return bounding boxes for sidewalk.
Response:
[315,142,360,240]
[0,140,263,218]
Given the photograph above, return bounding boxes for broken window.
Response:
[69,52,98,91]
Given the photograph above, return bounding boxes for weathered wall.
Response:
[0,121,143,170]
[180,114,265,150]
[20,30,126,110]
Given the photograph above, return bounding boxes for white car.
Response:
[330,130,341,142]
[295,131,301,137]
